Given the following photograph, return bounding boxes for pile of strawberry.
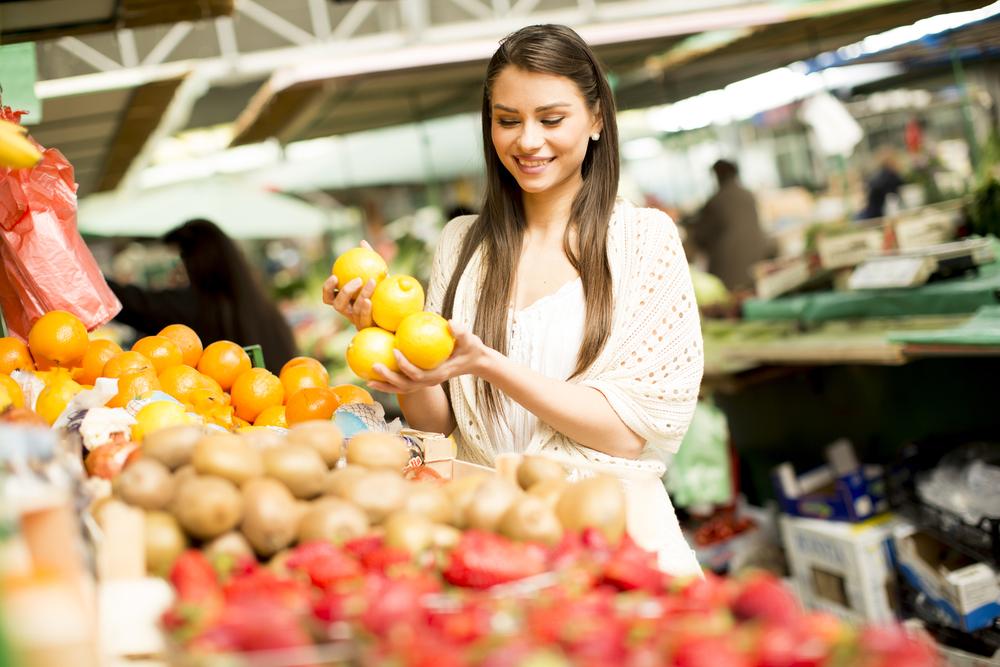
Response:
[165,530,938,667]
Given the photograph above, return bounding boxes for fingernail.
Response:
[393,350,403,360]
[347,278,361,289]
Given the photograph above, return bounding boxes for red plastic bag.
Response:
[0,104,120,339]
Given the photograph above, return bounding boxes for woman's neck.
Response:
[521,178,581,236]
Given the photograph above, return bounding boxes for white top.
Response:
[487,277,585,452]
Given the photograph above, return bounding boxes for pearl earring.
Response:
[590,133,600,141]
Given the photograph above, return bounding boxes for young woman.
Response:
[325,25,703,576]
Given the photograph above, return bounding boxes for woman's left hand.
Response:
[367,320,490,394]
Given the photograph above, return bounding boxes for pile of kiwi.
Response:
[96,422,627,578]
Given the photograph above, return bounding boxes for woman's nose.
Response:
[518,122,544,151]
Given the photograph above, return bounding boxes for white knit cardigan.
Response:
[426,199,704,475]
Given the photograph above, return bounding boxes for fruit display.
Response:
[332,248,455,380]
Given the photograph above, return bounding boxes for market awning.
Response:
[0,0,233,44]
[614,0,992,110]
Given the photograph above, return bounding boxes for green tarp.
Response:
[888,305,1000,346]
[743,239,1000,325]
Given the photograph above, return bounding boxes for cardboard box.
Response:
[772,440,888,522]
[816,227,884,269]
[891,525,1000,632]
[894,210,956,250]
[400,428,457,478]
[780,513,902,624]
[753,256,812,300]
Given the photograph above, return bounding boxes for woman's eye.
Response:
[497,118,520,127]
[541,117,564,126]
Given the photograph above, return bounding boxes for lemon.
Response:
[36,376,83,425]
[331,247,388,291]
[371,275,425,332]
[346,327,398,381]
[0,374,24,410]
[395,312,455,370]
[132,401,193,443]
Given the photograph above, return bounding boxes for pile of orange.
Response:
[332,247,455,382]
[1,310,374,436]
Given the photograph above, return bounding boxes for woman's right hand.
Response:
[322,241,379,330]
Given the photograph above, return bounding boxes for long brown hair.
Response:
[442,24,619,423]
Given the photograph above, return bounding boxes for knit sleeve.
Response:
[426,215,476,315]
[580,208,704,455]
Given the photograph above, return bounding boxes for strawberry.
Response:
[602,535,663,593]
[170,549,220,603]
[854,625,938,667]
[424,595,494,644]
[344,533,384,562]
[286,540,363,589]
[223,567,312,616]
[673,635,752,667]
[731,574,799,625]
[361,573,439,635]
[360,545,413,573]
[444,530,548,589]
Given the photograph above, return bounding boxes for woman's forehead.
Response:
[490,67,585,109]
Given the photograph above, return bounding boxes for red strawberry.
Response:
[361,545,413,573]
[286,540,363,589]
[361,574,438,635]
[753,623,829,667]
[602,535,663,593]
[731,574,799,625]
[673,571,733,615]
[855,625,938,667]
[170,549,220,603]
[673,635,751,667]
[223,567,311,616]
[344,533,384,561]
[443,530,549,589]
[424,596,493,644]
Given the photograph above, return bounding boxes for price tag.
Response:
[848,256,934,290]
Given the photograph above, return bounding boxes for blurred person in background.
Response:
[685,159,770,291]
[857,145,905,220]
[106,219,298,372]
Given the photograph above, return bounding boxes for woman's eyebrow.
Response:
[492,102,571,113]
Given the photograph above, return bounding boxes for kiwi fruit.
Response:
[192,433,264,486]
[297,497,369,544]
[142,424,206,470]
[263,444,327,499]
[324,465,368,498]
[555,475,626,545]
[239,427,285,453]
[516,456,566,490]
[442,473,488,528]
[383,512,434,555]
[144,510,188,577]
[240,478,299,558]
[172,475,243,541]
[340,469,408,524]
[527,477,569,508]
[203,531,254,563]
[402,482,451,524]
[286,420,343,468]
[345,432,410,470]
[499,495,563,545]
[465,477,522,532]
[113,459,175,510]
[431,524,461,550]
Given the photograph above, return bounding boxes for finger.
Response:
[322,275,338,305]
[448,319,466,336]
[360,278,377,299]
[332,277,362,312]
[393,349,424,379]
[356,297,373,329]
[367,380,398,394]
[372,363,411,386]
[360,239,373,251]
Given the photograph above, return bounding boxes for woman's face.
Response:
[490,67,601,198]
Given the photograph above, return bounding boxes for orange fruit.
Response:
[394,312,455,370]
[230,368,284,423]
[27,311,89,368]
[159,365,209,404]
[280,356,329,384]
[197,341,251,391]
[371,274,425,332]
[102,351,154,379]
[254,405,287,428]
[158,324,203,367]
[132,336,183,374]
[331,247,388,291]
[346,327,398,381]
[0,337,35,374]
[35,376,83,425]
[285,387,339,425]
[0,373,25,409]
[107,369,160,409]
[279,363,327,399]
[74,339,122,385]
[329,384,374,406]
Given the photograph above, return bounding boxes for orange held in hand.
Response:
[158,324,203,367]
[75,339,123,385]
[230,368,284,423]
[132,335,183,374]
[197,341,251,391]
[371,275,425,332]
[346,327,398,381]
[0,337,35,374]
[331,247,388,291]
[103,350,155,379]
[28,311,89,368]
[394,312,455,370]
[285,386,339,425]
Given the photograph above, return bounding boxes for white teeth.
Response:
[518,158,551,167]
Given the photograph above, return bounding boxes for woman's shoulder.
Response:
[610,198,679,243]
[441,214,478,243]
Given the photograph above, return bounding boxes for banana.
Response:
[0,119,42,169]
